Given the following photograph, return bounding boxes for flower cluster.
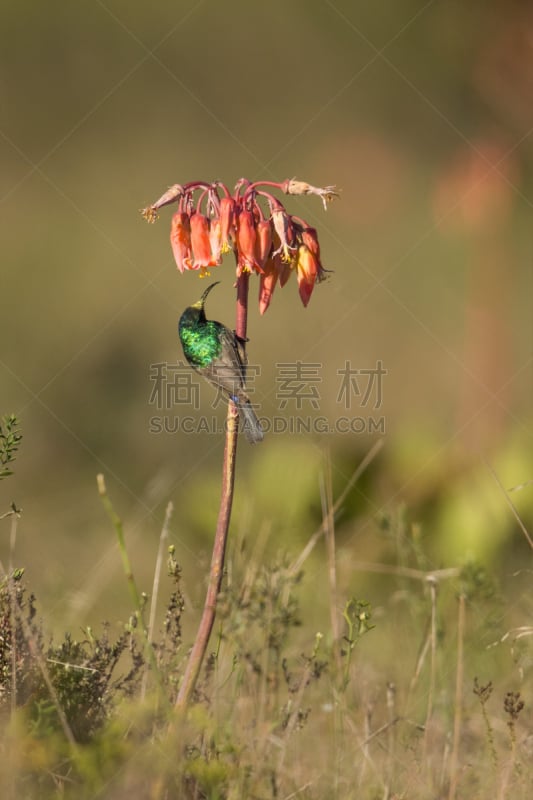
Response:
[141,178,338,312]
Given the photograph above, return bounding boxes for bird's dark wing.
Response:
[200,323,250,400]
[197,323,264,443]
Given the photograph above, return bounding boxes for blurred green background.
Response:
[1,1,532,630]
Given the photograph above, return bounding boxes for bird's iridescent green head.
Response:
[179,281,224,368]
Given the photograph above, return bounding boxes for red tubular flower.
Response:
[170,212,192,272]
[219,197,236,253]
[295,244,320,307]
[255,219,273,271]
[278,258,294,287]
[301,227,325,280]
[301,226,320,256]
[209,217,222,264]
[235,210,259,274]
[144,176,336,306]
[190,212,216,269]
[258,253,281,314]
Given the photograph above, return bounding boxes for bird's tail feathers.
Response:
[232,396,264,444]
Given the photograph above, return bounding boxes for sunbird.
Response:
[178,282,264,444]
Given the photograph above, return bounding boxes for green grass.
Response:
[0,564,530,800]
[1,419,532,798]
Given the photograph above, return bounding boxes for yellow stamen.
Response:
[140,206,158,223]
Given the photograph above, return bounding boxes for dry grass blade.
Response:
[319,447,340,667]
[423,577,438,760]
[448,593,466,800]
[484,459,533,550]
[290,438,384,575]
[142,500,174,701]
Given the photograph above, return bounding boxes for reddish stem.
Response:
[236,270,249,339]
[183,180,212,193]
[175,272,248,710]
[233,178,251,201]
[196,188,209,214]
[244,180,285,196]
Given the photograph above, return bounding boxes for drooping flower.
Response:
[219,196,236,253]
[190,212,216,269]
[143,177,336,309]
[235,210,258,274]
[300,226,326,283]
[278,259,294,288]
[170,211,192,272]
[295,244,321,307]
[255,219,273,272]
[258,253,281,315]
[209,217,222,264]
[301,226,321,259]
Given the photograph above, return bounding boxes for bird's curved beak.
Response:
[193,281,220,308]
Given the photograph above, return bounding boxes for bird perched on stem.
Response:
[178,282,264,444]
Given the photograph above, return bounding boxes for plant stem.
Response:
[423,576,438,760]
[142,500,174,702]
[448,593,466,800]
[97,474,145,620]
[236,270,250,336]
[175,273,249,709]
[319,447,340,671]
